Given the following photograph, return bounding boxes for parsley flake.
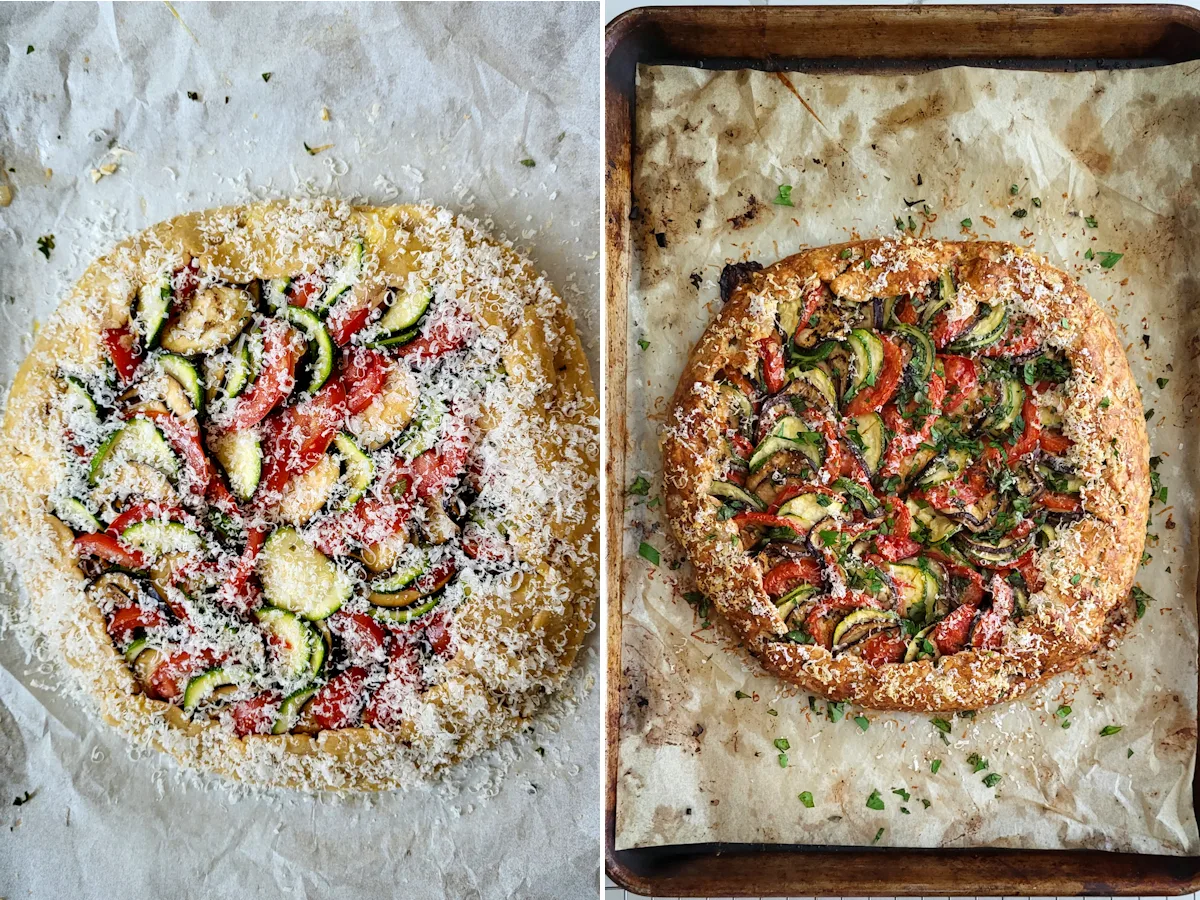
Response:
[1085,248,1094,260]
[637,542,659,566]
[262,72,273,82]
[799,790,815,808]
[931,759,942,774]
[774,737,791,752]
[1157,377,1169,389]
[1098,251,1123,269]
[637,338,650,351]
[873,827,885,844]
[854,715,869,732]
[627,475,650,496]
[1085,215,1098,228]
[735,690,750,700]
[1100,725,1123,737]
[520,158,536,168]
[892,787,911,801]
[931,717,951,734]
[982,773,1002,788]
[774,184,795,207]
[866,789,885,811]
[960,218,973,228]
[36,234,54,260]
[968,753,989,773]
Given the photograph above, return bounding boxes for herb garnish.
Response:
[1098,251,1123,269]
[1100,725,1123,737]
[799,790,815,808]
[520,158,536,168]
[637,541,659,566]
[1131,586,1153,619]
[931,717,951,734]
[931,759,942,774]
[1085,215,1098,228]
[866,789,885,810]
[774,184,794,207]
[628,475,650,496]
[36,235,55,260]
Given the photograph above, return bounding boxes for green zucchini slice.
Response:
[159,354,204,419]
[263,277,292,310]
[271,685,319,735]
[708,480,767,511]
[847,412,886,477]
[257,527,353,620]
[831,608,899,651]
[182,666,246,714]
[315,237,365,315]
[844,329,884,403]
[332,432,375,511]
[135,272,173,350]
[777,493,844,534]
[947,303,1008,353]
[278,306,335,396]
[212,428,263,502]
[369,593,441,624]
[255,606,316,680]
[885,563,930,621]
[891,323,935,385]
[62,375,100,420]
[982,373,1025,435]
[370,553,429,593]
[87,418,181,487]
[121,520,204,557]
[54,497,102,533]
[377,281,433,335]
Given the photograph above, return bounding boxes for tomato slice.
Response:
[758,334,786,394]
[255,378,348,501]
[762,558,823,598]
[362,641,420,729]
[128,408,214,494]
[981,316,1039,358]
[341,347,392,415]
[971,575,1015,649]
[732,511,802,532]
[230,692,283,737]
[226,321,305,431]
[309,666,369,730]
[107,604,169,643]
[396,319,469,362]
[424,610,454,658]
[74,532,150,570]
[931,308,975,350]
[106,502,190,536]
[894,296,919,326]
[287,272,325,309]
[1041,491,1081,514]
[843,334,902,417]
[941,355,978,413]
[219,526,267,610]
[859,630,908,666]
[408,440,469,501]
[930,602,978,655]
[146,648,220,702]
[1039,431,1073,455]
[730,433,755,460]
[804,593,879,649]
[103,326,142,384]
[1002,388,1040,463]
[330,611,388,664]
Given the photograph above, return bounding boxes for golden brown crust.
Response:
[0,200,598,788]
[662,237,1149,711]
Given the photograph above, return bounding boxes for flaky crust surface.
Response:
[0,200,598,789]
[662,237,1149,711]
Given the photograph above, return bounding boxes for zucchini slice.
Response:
[786,365,839,411]
[62,375,100,420]
[777,494,844,534]
[367,327,422,349]
[396,393,445,460]
[159,355,204,419]
[257,527,353,620]
[982,373,1025,435]
[315,237,365,315]
[182,666,245,714]
[255,606,316,680]
[332,432,375,511]
[135,272,173,350]
[211,428,263,502]
[920,269,955,326]
[844,329,884,403]
[947,303,1008,353]
[377,281,433,335]
[278,306,335,396]
[833,477,880,514]
[788,339,838,371]
[915,448,972,488]
[847,412,886,477]
[831,608,899,651]
[160,284,256,355]
[903,623,938,662]
[54,497,102,533]
[87,418,181,487]
[891,323,935,385]
[271,685,319,735]
[749,434,818,474]
[708,480,767,511]
[370,553,429,594]
[121,520,204,557]
[957,530,1034,567]
[908,499,961,544]
[885,563,930,621]
[222,331,261,400]
[775,582,820,622]
[263,277,292,310]
[717,382,754,427]
[369,593,440,624]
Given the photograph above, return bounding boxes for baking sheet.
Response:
[615,61,1200,854]
[0,3,601,898]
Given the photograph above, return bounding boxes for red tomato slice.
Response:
[127,409,214,494]
[103,326,143,384]
[843,334,902,417]
[762,558,823,598]
[107,605,168,643]
[757,334,786,394]
[732,511,802,532]
[894,296,918,326]
[74,533,150,570]
[287,273,325,309]
[220,527,267,609]
[342,347,392,415]
[330,612,388,664]
[1003,388,1040,463]
[730,433,755,460]
[981,316,1039,358]
[804,593,879,649]
[362,641,421,729]
[1039,431,1074,455]
[230,692,282,737]
[721,368,758,403]
[147,648,221,702]
[1041,491,1082,514]
[226,322,304,431]
[328,304,374,346]
[930,603,978,655]
[409,441,469,501]
[941,355,979,414]
[309,666,369,730]
[396,319,468,361]
[255,378,348,501]
[931,308,975,350]
[106,502,190,536]
[859,630,908,666]
[424,610,454,658]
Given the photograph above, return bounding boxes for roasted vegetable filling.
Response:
[53,247,518,736]
[710,263,1083,664]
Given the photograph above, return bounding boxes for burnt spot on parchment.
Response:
[718,260,762,303]
[870,89,971,140]
[727,194,761,230]
[1064,101,1114,177]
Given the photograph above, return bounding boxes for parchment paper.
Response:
[616,62,1200,855]
[0,3,601,898]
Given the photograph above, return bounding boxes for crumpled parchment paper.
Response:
[615,61,1200,855]
[0,3,601,898]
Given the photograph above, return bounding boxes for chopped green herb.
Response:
[1127,748,1134,758]
[1131,585,1153,619]
[638,542,660,566]
[1099,396,1111,409]
[1085,247,1094,260]
[535,746,545,756]
[901,807,911,815]
[1032,197,1042,208]
[1099,251,1123,269]
[921,798,931,809]
[840,248,853,259]
[774,737,791,752]
[1100,725,1123,737]
[931,717,951,734]
[799,790,815,808]
[12,790,33,806]
[647,496,661,509]
[1055,705,1072,719]
[774,184,795,207]
[520,158,536,168]
[982,773,1002,788]
[960,218,973,228]
[1070,574,1082,586]
[866,789,885,811]
[637,338,650,351]
[873,827,885,844]
[628,475,650,496]
[1085,215,1098,228]
[1145,409,1155,421]
[892,786,911,801]
[262,72,273,82]
[304,142,316,155]
[187,91,200,101]
[1156,377,1169,389]
[854,715,870,732]
[827,701,846,723]
[27,45,34,54]
[735,690,750,700]
[1012,208,1028,219]
[778,753,789,768]
[931,759,942,774]
[895,216,906,230]
[1010,183,1019,195]
[36,235,54,260]
[908,215,916,231]
[968,753,989,773]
